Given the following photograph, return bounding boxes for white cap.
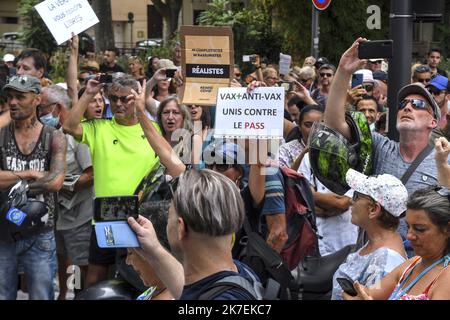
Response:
[346,169,408,217]
[354,69,374,84]
[3,53,15,63]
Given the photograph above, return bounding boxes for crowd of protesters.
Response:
[0,33,448,301]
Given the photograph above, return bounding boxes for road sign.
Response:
[312,0,332,11]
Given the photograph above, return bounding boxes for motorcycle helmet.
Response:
[0,180,49,242]
[308,111,373,195]
[75,279,140,300]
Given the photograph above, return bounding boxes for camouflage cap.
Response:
[3,75,41,94]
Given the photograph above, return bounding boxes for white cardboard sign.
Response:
[214,87,284,139]
[279,53,292,76]
[35,0,99,45]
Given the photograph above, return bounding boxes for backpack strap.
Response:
[197,275,261,300]
[400,144,434,185]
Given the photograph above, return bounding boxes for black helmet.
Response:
[308,111,373,195]
[75,279,140,300]
[0,180,49,242]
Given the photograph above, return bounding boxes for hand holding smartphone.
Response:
[337,277,358,297]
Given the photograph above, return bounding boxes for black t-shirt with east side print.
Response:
[0,124,56,229]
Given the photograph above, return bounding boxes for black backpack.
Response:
[233,216,299,300]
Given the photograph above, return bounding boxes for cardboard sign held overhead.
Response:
[35,0,99,45]
[180,26,234,106]
[214,87,284,139]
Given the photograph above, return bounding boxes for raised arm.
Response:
[29,129,67,193]
[132,80,186,178]
[66,34,79,105]
[128,215,185,299]
[62,79,103,140]
[324,38,367,140]
[435,137,450,187]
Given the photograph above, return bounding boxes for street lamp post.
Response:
[128,12,134,53]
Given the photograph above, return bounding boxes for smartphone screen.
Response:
[98,73,113,83]
[94,196,138,221]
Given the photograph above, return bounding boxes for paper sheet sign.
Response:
[35,0,99,45]
[180,26,234,106]
[214,87,284,139]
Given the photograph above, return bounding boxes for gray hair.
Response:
[172,169,244,236]
[42,85,71,109]
[298,66,316,80]
[407,186,450,255]
[107,73,139,96]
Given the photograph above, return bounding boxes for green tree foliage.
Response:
[17,0,58,56]
[272,0,390,64]
[197,0,283,69]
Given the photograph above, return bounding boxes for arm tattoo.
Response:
[29,130,67,193]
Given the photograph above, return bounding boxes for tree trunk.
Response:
[153,0,183,43]
[91,0,115,52]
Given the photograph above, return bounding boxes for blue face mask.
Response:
[40,113,60,128]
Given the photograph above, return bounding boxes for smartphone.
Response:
[165,68,177,78]
[336,277,358,296]
[358,40,393,59]
[249,55,257,63]
[242,55,251,62]
[98,73,113,83]
[279,81,294,92]
[351,73,363,89]
[94,196,139,222]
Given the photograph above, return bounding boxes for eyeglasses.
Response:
[320,73,333,78]
[363,84,374,92]
[417,78,431,84]
[352,191,374,203]
[427,87,445,96]
[300,78,312,83]
[39,102,58,109]
[398,99,428,112]
[234,73,241,77]
[109,95,129,103]
[371,60,383,64]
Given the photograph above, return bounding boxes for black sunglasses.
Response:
[109,95,129,103]
[320,73,333,78]
[417,78,431,84]
[415,65,431,73]
[398,99,428,111]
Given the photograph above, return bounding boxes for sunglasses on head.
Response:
[320,73,333,78]
[434,186,450,202]
[109,95,129,103]
[415,65,431,73]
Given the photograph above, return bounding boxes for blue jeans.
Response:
[0,231,56,300]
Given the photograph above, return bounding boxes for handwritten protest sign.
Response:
[35,0,99,45]
[214,87,284,139]
[180,26,234,106]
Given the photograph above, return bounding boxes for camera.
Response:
[165,68,177,78]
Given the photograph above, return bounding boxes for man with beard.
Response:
[0,75,66,299]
